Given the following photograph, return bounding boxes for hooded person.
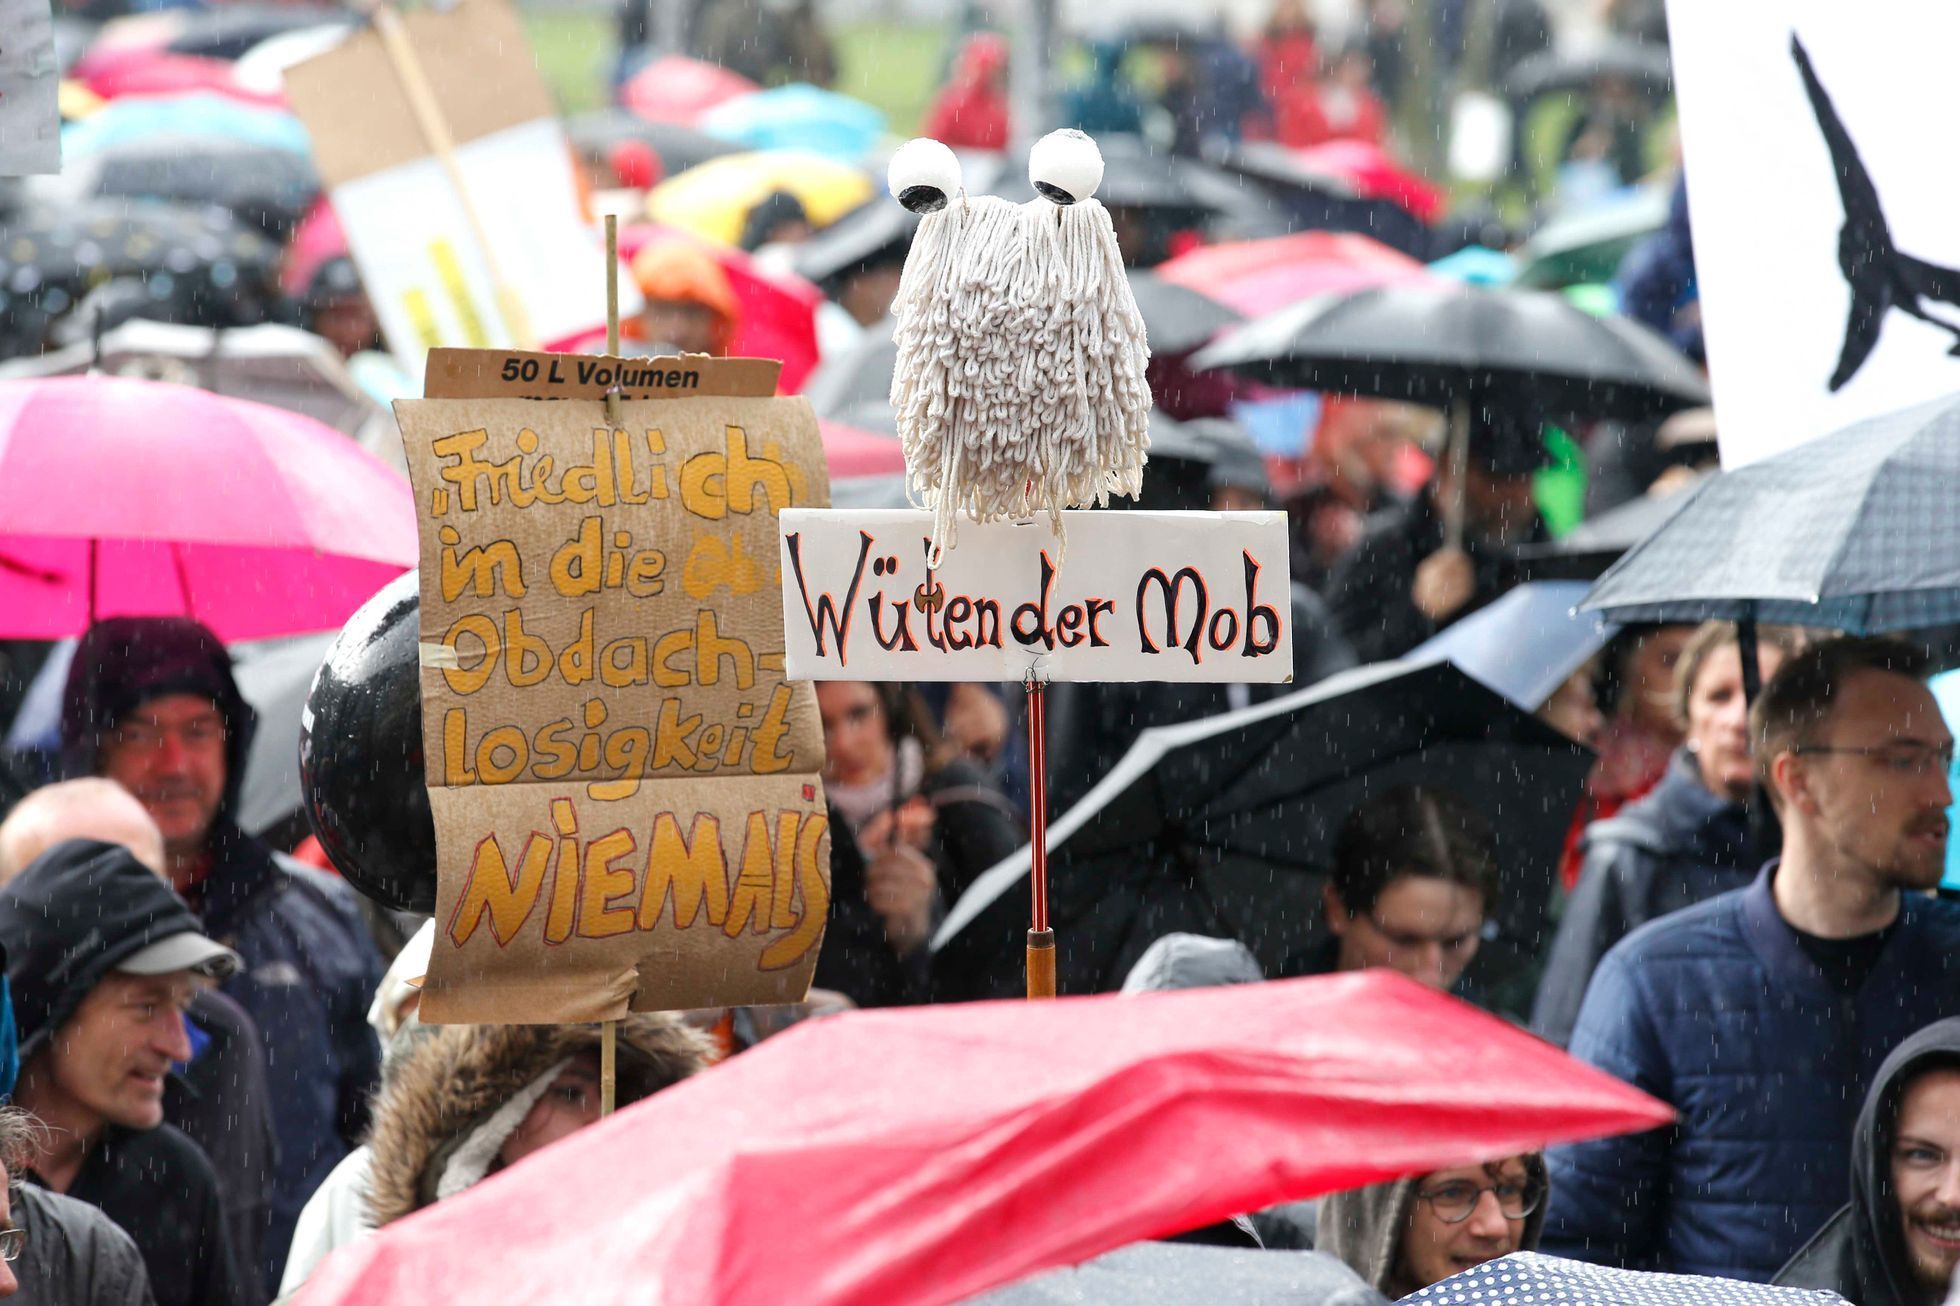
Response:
[923,33,1011,152]
[364,1015,712,1229]
[0,839,248,1306]
[631,241,741,357]
[61,616,385,1292]
[1776,1019,1960,1305]
[1319,1153,1550,1298]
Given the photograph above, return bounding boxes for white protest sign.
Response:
[780,509,1294,683]
[1667,0,1960,467]
[0,0,59,176]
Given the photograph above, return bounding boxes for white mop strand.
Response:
[889,195,1151,566]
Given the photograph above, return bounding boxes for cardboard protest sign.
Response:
[398,352,829,1024]
[285,0,638,377]
[1667,0,1960,467]
[779,509,1293,683]
[0,0,59,176]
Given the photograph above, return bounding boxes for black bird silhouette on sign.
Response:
[1792,33,1960,390]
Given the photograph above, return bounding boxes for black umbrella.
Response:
[790,199,916,287]
[1504,39,1673,102]
[1191,283,1709,425]
[969,1243,1388,1306]
[0,200,282,355]
[78,136,320,236]
[1582,393,1960,632]
[563,109,743,179]
[1516,478,1706,581]
[1204,141,1435,258]
[163,6,350,62]
[1128,269,1241,354]
[931,660,1590,1014]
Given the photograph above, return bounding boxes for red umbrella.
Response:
[619,56,758,125]
[819,418,904,480]
[0,376,415,641]
[80,49,286,108]
[296,972,1670,1306]
[1293,140,1446,223]
[1157,231,1435,317]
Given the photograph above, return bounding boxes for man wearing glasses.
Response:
[1319,1153,1548,1296]
[1545,636,1960,1283]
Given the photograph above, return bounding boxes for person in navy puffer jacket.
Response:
[1543,635,1960,1283]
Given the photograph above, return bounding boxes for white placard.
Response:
[0,0,58,176]
[329,119,640,375]
[1668,1,1960,467]
[779,509,1294,683]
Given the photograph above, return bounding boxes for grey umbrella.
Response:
[1404,1251,1845,1304]
[1581,393,1960,632]
[965,1243,1387,1306]
[1516,476,1707,581]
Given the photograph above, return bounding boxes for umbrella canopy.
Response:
[1412,581,1617,711]
[1190,283,1710,425]
[817,418,904,480]
[79,50,283,108]
[698,84,886,163]
[1582,393,1960,631]
[970,1244,1387,1306]
[564,110,742,181]
[0,199,283,356]
[618,55,758,125]
[0,320,385,440]
[1504,39,1674,102]
[647,150,874,247]
[65,135,320,233]
[60,92,311,157]
[162,5,346,62]
[1198,141,1435,258]
[1157,231,1433,318]
[295,972,1670,1306]
[1126,270,1242,354]
[933,660,1591,1007]
[1405,1252,1845,1304]
[1291,140,1445,224]
[1517,478,1706,581]
[234,629,338,836]
[790,199,916,287]
[1428,244,1518,286]
[1515,185,1670,290]
[0,376,416,640]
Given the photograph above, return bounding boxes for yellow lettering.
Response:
[448,832,549,947]
[637,813,728,930]
[578,828,638,939]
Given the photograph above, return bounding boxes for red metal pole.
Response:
[1025,678,1055,998]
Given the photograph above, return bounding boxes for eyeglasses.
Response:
[0,1226,25,1263]
[1415,1177,1544,1224]
[1791,741,1957,777]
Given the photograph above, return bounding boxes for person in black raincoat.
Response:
[1,1106,155,1305]
[1777,1018,1960,1305]
[1532,622,1799,1046]
[61,617,384,1292]
[1322,414,1551,664]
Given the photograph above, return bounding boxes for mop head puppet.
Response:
[887,130,1152,564]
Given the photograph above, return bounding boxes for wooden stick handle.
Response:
[1026,928,1056,1000]
[600,1017,617,1116]
[604,214,622,428]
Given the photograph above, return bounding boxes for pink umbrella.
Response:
[81,50,285,108]
[818,418,903,480]
[0,376,416,641]
[1156,231,1435,317]
[282,199,348,300]
[619,56,758,125]
[296,972,1670,1306]
[1293,140,1446,223]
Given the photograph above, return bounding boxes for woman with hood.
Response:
[631,242,741,357]
[1777,1019,1960,1305]
[1531,620,1800,1047]
[1319,1153,1549,1297]
[923,33,1010,152]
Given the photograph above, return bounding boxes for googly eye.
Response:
[888,138,963,214]
[1028,129,1103,206]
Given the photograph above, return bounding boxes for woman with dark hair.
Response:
[814,682,1021,1005]
[1533,621,1801,1046]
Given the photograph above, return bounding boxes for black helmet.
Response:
[299,571,436,913]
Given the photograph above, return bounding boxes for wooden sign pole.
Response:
[1025,674,1055,999]
[599,212,622,1115]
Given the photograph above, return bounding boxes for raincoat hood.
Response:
[630,241,740,355]
[60,615,256,818]
[1635,748,1755,871]
[1318,1153,1549,1295]
[365,1014,714,1227]
[952,33,1008,87]
[1120,933,1264,992]
[1784,1017,1960,1306]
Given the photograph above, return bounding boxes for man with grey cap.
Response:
[0,838,250,1306]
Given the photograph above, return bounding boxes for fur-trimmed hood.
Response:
[365,1015,713,1227]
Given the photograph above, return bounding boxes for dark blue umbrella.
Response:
[1412,581,1617,711]
[1582,392,1960,632]
[1404,1251,1847,1304]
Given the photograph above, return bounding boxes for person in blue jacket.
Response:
[61,618,384,1293]
[1543,635,1960,1282]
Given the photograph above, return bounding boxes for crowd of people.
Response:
[2,0,1956,1302]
